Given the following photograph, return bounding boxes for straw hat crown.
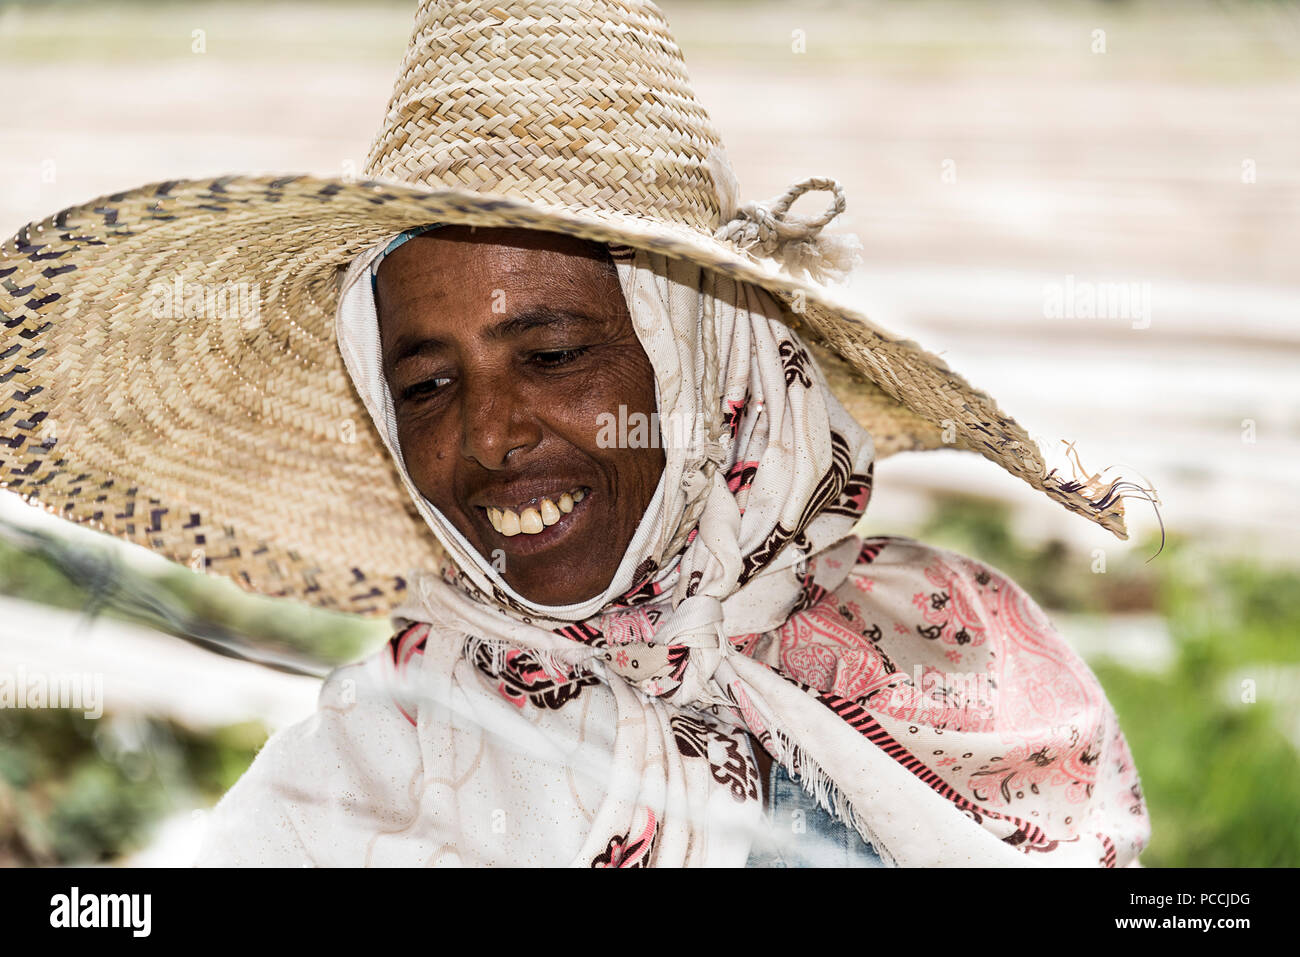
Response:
[365,0,730,232]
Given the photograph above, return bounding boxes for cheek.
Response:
[555,350,657,444]
[564,348,663,497]
[618,444,667,505]
[576,346,657,412]
[395,419,454,501]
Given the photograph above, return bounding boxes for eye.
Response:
[530,346,589,368]
[400,376,451,402]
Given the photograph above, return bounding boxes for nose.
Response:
[457,365,541,469]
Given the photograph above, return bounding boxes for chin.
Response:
[505,566,610,607]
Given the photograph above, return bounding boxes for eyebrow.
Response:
[387,307,605,370]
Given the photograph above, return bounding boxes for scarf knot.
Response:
[599,593,732,708]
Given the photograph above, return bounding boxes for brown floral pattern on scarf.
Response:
[738,429,856,585]
[471,643,600,711]
[670,714,759,804]
[591,810,656,867]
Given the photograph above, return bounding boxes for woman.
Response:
[190,219,1147,867]
[0,0,1149,866]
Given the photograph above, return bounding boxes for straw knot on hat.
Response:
[0,0,1142,616]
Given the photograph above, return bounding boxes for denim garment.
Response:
[743,739,889,868]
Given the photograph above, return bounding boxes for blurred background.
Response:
[1,0,1297,866]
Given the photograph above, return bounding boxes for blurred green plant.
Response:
[0,706,263,865]
[0,520,388,675]
[1092,543,1300,867]
[0,518,383,863]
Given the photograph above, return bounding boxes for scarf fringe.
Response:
[712,717,894,868]
[754,727,899,868]
[460,632,597,684]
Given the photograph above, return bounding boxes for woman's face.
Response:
[376,226,665,607]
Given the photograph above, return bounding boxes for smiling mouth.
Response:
[480,486,589,537]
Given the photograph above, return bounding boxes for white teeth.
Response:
[519,507,543,534]
[539,498,561,526]
[486,487,586,536]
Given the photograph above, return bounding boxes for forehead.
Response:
[375,227,615,301]
[373,227,628,354]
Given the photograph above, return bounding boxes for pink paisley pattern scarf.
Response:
[195,240,1149,867]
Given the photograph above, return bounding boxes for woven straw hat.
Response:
[0,0,1135,617]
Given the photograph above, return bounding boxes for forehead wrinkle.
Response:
[387,335,449,372]
[385,307,606,373]
[378,295,449,371]
[485,307,604,342]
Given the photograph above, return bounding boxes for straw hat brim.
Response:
[0,173,1126,616]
